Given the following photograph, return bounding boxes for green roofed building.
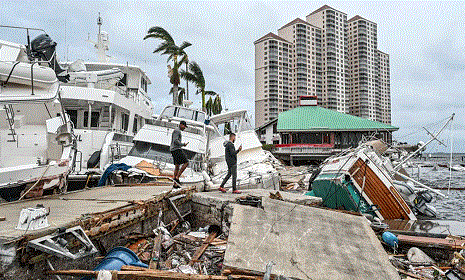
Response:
[256,96,398,163]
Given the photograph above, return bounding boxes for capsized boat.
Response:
[308,139,442,220]
[206,110,281,191]
[0,26,76,201]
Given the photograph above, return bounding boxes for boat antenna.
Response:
[393,113,455,172]
[447,116,454,194]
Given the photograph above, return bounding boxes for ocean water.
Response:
[407,154,465,221]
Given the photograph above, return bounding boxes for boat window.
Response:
[121,113,129,132]
[177,108,194,120]
[117,73,127,87]
[141,77,148,92]
[83,111,100,128]
[112,133,134,143]
[128,141,197,163]
[133,117,138,134]
[66,110,78,127]
[161,106,176,118]
[196,112,206,123]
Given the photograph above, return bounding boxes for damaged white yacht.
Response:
[28,16,154,174]
[0,27,76,201]
[104,106,280,190]
[206,110,281,191]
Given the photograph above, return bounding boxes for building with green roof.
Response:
[256,96,398,163]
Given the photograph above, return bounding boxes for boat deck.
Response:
[0,184,173,240]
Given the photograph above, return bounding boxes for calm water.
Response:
[408,154,465,221]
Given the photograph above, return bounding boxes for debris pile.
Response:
[124,222,228,276]
[279,165,314,191]
[381,231,465,279]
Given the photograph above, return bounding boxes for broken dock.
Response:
[0,186,401,280]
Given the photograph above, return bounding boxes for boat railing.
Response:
[152,119,205,136]
[1,26,60,96]
[275,145,336,154]
[188,159,203,172]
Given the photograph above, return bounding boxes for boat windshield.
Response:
[161,106,206,123]
[128,141,197,164]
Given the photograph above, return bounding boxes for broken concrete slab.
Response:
[192,189,322,208]
[223,199,400,280]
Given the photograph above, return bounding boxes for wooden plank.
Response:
[189,232,217,265]
[49,267,261,280]
[149,235,162,269]
[397,234,465,250]
[396,268,429,280]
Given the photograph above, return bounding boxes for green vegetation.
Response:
[144,27,191,105]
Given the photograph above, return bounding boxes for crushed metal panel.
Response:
[28,226,98,259]
[224,199,400,280]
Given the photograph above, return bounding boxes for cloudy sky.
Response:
[2,1,464,152]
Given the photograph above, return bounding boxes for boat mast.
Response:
[393,113,455,172]
[88,13,109,63]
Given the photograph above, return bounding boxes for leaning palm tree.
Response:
[144,27,191,105]
[180,61,216,112]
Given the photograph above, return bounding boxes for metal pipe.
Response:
[87,102,92,129]
[394,170,446,197]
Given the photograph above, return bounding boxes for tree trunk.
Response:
[185,62,189,100]
[173,84,178,106]
[201,90,206,112]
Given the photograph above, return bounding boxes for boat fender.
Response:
[382,231,398,249]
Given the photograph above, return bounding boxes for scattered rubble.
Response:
[385,233,465,279]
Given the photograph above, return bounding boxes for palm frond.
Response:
[204,90,217,96]
[180,71,198,85]
[179,41,192,50]
[153,41,172,53]
[188,62,205,89]
[144,26,174,43]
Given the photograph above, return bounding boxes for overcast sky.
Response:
[2,1,464,152]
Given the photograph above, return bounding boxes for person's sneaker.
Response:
[232,190,242,194]
[218,187,227,193]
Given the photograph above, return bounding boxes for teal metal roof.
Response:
[277,106,398,131]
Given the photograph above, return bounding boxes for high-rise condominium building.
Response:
[254,5,391,128]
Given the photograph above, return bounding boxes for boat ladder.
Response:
[4,104,16,142]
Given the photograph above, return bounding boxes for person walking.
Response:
[218,133,242,194]
[170,120,189,188]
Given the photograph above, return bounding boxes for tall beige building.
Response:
[306,5,348,113]
[254,33,293,125]
[254,5,391,128]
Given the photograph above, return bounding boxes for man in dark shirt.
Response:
[170,120,189,188]
[219,133,242,194]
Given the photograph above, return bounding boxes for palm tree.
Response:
[205,95,223,116]
[170,87,186,106]
[180,61,216,112]
[212,95,222,115]
[144,27,191,105]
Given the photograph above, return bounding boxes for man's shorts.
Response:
[171,149,188,165]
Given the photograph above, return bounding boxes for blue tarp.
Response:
[98,163,131,187]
